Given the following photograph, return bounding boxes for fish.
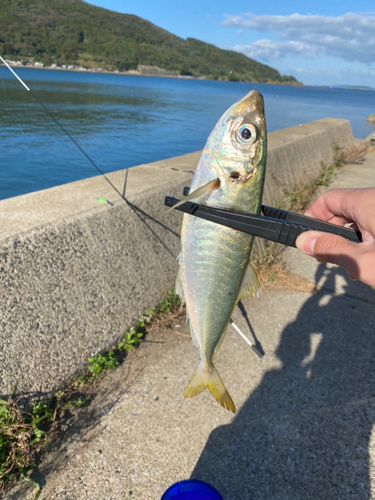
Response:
[175,89,267,413]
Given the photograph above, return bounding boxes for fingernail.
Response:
[296,233,317,256]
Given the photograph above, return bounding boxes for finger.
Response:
[303,189,357,224]
[305,188,375,234]
[296,231,375,288]
[305,213,349,227]
[303,210,347,227]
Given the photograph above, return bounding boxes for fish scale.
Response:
[187,223,252,353]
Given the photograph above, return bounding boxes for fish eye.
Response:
[241,128,251,140]
[236,124,258,146]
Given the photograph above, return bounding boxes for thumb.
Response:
[296,231,361,279]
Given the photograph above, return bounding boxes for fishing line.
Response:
[1,56,177,257]
[0,56,30,91]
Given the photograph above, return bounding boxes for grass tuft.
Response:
[159,289,182,313]
[0,393,52,499]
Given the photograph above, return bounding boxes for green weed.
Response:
[117,292,181,351]
[32,401,53,429]
[0,395,52,498]
[117,311,154,351]
[269,271,277,282]
[158,289,182,313]
[75,351,119,386]
[59,396,90,411]
[88,351,118,379]
[117,329,143,351]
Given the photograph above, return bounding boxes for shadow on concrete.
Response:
[191,264,375,499]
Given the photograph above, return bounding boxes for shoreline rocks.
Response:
[367,114,375,123]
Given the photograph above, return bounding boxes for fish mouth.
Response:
[247,89,260,98]
[232,88,264,117]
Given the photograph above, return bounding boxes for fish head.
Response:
[203,89,267,212]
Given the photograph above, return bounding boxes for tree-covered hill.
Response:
[0,0,300,84]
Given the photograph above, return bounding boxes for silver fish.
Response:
[176,89,267,413]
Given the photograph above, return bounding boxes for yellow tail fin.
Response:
[183,362,236,413]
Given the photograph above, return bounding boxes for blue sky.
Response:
[88,0,375,87]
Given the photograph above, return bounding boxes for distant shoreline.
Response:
[3,61,374,91]
[18,65,203,80]
[0,60,302,86]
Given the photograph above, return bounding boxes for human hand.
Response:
[295,187,375,288]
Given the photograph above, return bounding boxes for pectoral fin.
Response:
[159,178,220,218]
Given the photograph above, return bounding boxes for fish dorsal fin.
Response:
[238,262,261,301]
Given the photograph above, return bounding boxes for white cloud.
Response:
[221,13,375,63]
[233,39,324,60]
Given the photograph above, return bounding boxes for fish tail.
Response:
[183,362,236,413]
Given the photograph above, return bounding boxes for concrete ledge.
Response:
[0,118,354,397]
[263,117,354,205]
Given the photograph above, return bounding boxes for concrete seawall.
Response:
[0,118,354,398]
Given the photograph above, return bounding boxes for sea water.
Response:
[1,67,374,201]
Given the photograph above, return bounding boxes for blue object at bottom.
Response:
[161,479,224,500]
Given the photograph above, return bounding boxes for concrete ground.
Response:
[6,145,375,500]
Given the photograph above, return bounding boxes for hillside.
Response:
[0,0,300,84]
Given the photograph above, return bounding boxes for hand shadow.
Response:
[191,263,375,499]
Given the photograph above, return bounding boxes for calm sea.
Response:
[1,67,374,201]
